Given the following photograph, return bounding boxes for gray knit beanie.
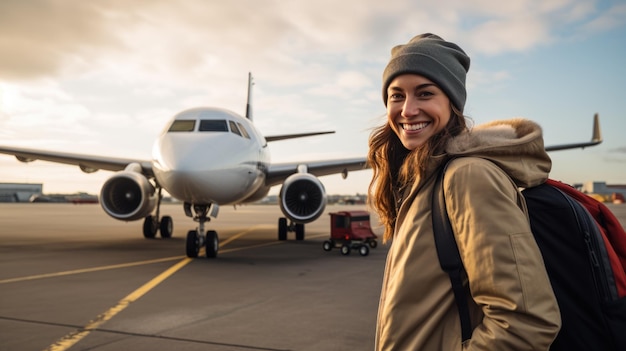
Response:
[382,33,470,112]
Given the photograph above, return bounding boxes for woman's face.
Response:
[386,74,451,151]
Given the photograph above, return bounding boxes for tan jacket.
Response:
[375,119,561,350]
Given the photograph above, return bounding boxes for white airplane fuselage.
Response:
[152,107,271,205]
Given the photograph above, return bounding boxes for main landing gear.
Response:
[142,187,173,239]
[184,202,219,259]
[278,217,305,241]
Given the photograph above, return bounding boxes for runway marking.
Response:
[40,225,320,350]
[43,257,193,351]
[0,256,184,284]
[0,225,278,285]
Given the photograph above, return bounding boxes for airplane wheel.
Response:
[369,240,377,249]
[359,245,370,256]
[206,230,219,259]
[186,230,199,258]
[340,244,351,256]
[278,218,287,241]
[295,224,305,241]
[160,216,173,238]
[143,216,158,239]
[323,240,333,251]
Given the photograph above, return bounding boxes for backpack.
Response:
[432,158,626,350]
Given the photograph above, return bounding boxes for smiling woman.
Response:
[369,33,561,351]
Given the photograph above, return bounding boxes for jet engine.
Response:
[100,164,157,221]
[279,172,326,223]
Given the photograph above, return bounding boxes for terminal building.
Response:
[0,183,43,202]
[578,181,626,203]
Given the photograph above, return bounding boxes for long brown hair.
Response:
[367,105,469,241]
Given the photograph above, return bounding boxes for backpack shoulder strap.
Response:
[432,158,473,342]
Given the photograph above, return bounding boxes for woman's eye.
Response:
[418,90,434,97]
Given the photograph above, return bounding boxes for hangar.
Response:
[0,183,43,202]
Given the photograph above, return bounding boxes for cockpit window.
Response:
[237,122,251,139]
[199,120,228,132]
[168,120,196,132]
[229,120,242,137]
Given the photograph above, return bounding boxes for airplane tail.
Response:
[246,72,254,121]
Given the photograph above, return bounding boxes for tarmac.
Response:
[1,202,625,351]
[0,203,387,351]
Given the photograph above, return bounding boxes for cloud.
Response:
[583,3,626,32]
[0,0,137,81]
[1,0,616,113]
[2,0,604,84]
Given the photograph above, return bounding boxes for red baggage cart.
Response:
[323,211,378,256]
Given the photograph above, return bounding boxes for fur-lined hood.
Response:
[445,118,552,188]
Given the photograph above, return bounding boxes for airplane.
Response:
[0,73,603,259]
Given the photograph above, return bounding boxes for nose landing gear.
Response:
[184,202,219,258]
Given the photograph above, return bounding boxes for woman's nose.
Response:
[402,97,420,117]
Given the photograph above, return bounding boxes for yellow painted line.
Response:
[2,229,327,285]
[220,225,271,246]
[0,256,184,284]
[39,225,314,350]
[1,225,274,285]
[43,258,193,351]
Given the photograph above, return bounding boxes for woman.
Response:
[369,33,561,350]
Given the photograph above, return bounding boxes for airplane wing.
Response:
[265,131,335,142]
[265,114,602,186]
[0,145,153,176]
[0,115,601,186]
[544,113,602,151]
[266,157,368,187]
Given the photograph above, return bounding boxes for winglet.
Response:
[591,113,602,143]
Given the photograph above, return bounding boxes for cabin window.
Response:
[168,120,196,132]
[229,120,242,137]
[199,120,228,132]
[237,122,251,139]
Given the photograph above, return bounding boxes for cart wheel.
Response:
[369,240,378,249]
[359,245,370,256]
[340,244,351,256]
[323,240,333,251]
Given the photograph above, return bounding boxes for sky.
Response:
[1,0,625,197]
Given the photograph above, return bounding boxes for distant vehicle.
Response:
[323,210,378,256]
[29,193,98,204]
[30,194,68,203]
[66,193,99,204]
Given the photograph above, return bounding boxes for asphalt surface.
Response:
[2,202,625,351]
[0,203,387,351]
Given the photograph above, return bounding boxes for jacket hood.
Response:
[445,118,552,188]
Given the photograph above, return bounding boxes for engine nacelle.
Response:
[279,173,326,224]
[100,170,157,221]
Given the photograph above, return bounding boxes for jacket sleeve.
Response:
[444,158,561,350]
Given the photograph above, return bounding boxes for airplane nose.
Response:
[151,133,255,204]
[154,134,230,172]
